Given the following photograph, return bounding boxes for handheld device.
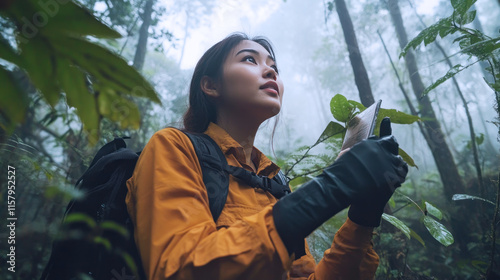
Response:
[340,99,382,151]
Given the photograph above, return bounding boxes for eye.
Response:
[271,65,279,74]
[242,56,257,64]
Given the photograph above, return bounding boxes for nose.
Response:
[263,65,277,81]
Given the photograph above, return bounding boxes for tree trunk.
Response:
[334,0,375,107]
[386,0,470,254]
[133,0,154,71]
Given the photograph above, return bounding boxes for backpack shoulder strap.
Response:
[180,130,229,223]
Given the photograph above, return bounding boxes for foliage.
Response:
[0,0,161,144]
[400,0,500,99]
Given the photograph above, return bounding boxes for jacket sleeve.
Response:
[288,218,379,280]
[125,128,294,280]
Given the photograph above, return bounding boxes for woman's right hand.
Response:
[272,121,408,256]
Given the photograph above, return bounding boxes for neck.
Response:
[215,111,262,166]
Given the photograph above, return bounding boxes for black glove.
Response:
[347,117,408,227]
[272,117,408,257]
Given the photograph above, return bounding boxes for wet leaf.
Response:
[452,194,495,206]
[382,213,411,239]
[425,201,443,220]
[330,94,354,123]
[423,216,454,246]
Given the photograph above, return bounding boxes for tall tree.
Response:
[133,0,154,71]
[385,0,470,253]
[334,0,375,107]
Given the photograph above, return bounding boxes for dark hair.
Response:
[182,32,280,135]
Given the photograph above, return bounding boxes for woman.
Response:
[125,33,408,280]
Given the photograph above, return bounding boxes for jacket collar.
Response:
[203,122,280,177]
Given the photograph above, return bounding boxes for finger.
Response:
[379,135,399,155]
[379,117,392,137]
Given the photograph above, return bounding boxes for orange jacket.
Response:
[125,122,379,280]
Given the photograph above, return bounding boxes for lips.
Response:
[260,81,279,96]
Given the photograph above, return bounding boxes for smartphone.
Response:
[340,99,382,151]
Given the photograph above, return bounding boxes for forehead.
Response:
[231,40,272,58]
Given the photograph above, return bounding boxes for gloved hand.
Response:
[347,117,408,227]
[272,117,408,257]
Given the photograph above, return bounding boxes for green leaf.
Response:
[388,196,396,209]
[289,176,310,188]
[315,121,345,144]
[97,90,141,130]
[377,108,420,124]
[452,194,495,206]
[58,59,100,144]
[424,201,443,220]
[53,37,161,104]
[0,67,27,133]
[455,10,476,26]
[382,213,411,239]
[0,39,22,66]
[93,236,112,251]
[399,148,418,168]
[451,0,477,17]
[64,213,97,228]
[423,216,454,246]
[45,184,85,201]
[19,38,60,106]
[7,0,120,39]
[330,94,354,123]
[400,17,453,58]
[476,133,484,145]
[421,64,475,97]
[100,221,129,238]
[410,229,426,247]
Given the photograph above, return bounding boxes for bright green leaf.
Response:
[425,201,443,220]
[423,216,454,246]
[452,194,495,206]
[330,94,354,123]
[382,213,411,239]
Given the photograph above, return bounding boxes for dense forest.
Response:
[1,0,499,279]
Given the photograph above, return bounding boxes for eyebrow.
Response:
[236,48,275,62]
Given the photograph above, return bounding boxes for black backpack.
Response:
[41,129,290,280]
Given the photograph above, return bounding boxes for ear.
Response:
[200,76,220,98]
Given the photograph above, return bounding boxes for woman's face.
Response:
[217,40,284,122]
